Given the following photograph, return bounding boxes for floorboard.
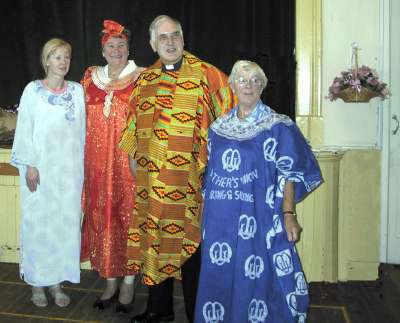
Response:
[0,263,399,322]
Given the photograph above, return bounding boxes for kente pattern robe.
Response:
[120,51,234,284]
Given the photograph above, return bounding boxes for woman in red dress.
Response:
[81,20,144,312]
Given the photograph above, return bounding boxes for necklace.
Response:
[108,62,129,79]
[43,79,66,93]
[109,70,121,79]
[238,108,251,120]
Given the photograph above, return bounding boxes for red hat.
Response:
[101,20,129,46]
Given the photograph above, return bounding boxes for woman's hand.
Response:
[284,213,302,242]
[128,156,137,177]
[281,181,301,241]
[25,166,40,192]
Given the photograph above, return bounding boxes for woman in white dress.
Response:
[10,38,85,308]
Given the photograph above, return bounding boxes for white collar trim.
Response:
[97,60,137,84]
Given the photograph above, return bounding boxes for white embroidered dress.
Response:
[10,80,85,286]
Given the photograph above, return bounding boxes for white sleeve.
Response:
[10,82,38,169]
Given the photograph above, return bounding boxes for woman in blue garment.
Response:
[195,60,323,323]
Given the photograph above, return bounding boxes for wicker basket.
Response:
[335,87,380,103]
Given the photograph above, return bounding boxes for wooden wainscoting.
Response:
[0,148,380,282]
[0,148,20,263]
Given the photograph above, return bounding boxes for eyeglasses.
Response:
[235,76,262,87]
[157,31,182,44]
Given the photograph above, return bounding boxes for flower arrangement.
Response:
[327,43,390,103]
[327,65,390,102]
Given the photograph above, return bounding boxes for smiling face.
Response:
[231,69,264,112]
[150,18,184,65]
[102,36,129,67]
[46,46,71,78]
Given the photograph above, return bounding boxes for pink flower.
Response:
[327,65,390,101]
[358,65,372,77]
[367,77,379,86]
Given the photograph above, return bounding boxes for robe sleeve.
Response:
[10,82,38,170]
[197,66,235,175]
[119,79,141,158]
[81,67,93,91]
[206,66,235,118]
[271,121,323,203]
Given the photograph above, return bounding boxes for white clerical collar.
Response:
[161,58,183,72]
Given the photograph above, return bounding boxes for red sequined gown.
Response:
[81,61,142,277]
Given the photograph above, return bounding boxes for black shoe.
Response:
[115,299,134,314]
[93,289,119,310]
[115,281,136,313]
[130,311,175,323]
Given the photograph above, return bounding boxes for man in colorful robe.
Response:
[119,15,234,323]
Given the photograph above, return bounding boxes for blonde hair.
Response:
[41,38,71,75]
[228,60,268,90]
[149,15,183,43]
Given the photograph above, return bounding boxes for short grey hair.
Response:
[228,60,268,90]
[149,15,183,43]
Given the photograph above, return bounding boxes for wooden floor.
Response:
[0,263,399,323]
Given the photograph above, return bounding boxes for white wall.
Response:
[322,0,383,148]
[388,0,400,133]
[321,0,400,267]
[381,0,400,263]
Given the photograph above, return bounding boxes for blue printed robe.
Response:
[195,102,323,323]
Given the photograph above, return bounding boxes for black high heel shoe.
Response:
[130,311,175,323]
[93,289,119,310]
[115,298,134,313]
[115,282,136,313]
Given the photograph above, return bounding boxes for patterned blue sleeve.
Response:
[268,122,323,203]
